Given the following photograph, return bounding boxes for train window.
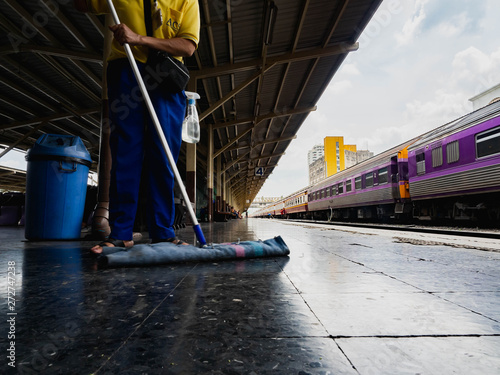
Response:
[476,126,500,158]
[416,152,426,175]
[378,167,388,184]
[365,172,373,188]
[446,141,460,163]
[355,176,361,190]
[432,147,443,167]
[337,182,343,194]
[346,180,352,192]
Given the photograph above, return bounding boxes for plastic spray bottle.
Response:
[182,91,201,143]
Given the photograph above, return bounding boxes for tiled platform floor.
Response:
[1,219,499,374]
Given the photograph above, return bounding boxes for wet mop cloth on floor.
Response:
[97,236,289,268]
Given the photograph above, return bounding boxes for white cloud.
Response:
[395,0,429,45]
[452,46,500,95]
[436,12,470,37]
[340,63,360,76]
[326,79,352,96]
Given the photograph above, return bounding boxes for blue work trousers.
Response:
[106,59,186,241]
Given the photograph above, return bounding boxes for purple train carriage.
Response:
[408,99,500,222]
[253,100,500,224]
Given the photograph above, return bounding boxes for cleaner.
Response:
[182,92,201,143]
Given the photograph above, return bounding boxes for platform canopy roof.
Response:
[0,0,382,205]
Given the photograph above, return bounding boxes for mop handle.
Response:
[105,0,206,245]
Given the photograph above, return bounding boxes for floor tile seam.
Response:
[356,266,500,294]
[305,266,500,317]
[428,292,500,323]
[329,252,448,269]
[339,263,431,293]
[281,268,331,337]
[91,268,197,374]
[331,333,500,339]
[432,290,500,294]
[296,290,500,295]
[370,272,500,294]
[385,260,500,274]
[298,291,430,295]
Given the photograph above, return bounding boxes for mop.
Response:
[97,0,289,268]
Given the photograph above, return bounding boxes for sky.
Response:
[256,0,500,198]
[2,0,500,199]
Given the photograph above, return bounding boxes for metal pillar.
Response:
[222,163,226,212]
[207,123,214,221]
[216,156,222,212]
[92,15,113,239]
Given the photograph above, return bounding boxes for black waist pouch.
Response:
[147,49,190,94]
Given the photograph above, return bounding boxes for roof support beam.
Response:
[223,134,297,154]
[212,105,315,162]
[199,65,275,122]
[213,106,316,130]
[192,43,358,80]
[0,45,102,63]
[221,150,251,174]
[213,127,252,159]
[0,108,100,131]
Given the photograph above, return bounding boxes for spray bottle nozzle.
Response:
[185,91,200,100]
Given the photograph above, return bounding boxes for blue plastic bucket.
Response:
[25,134,92,240]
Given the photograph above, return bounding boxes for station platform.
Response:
[1,219,499,374]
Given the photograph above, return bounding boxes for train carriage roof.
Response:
[408,100,500,151]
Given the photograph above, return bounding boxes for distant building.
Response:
[307,144,324,165]
[354,149,373,164]
[324,136,372,177]
[469,83,500,111]
[308,137,373,182]
[309,156,326,185]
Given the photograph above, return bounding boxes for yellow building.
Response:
[324,136,357,177]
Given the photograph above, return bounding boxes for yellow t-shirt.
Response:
[87,0,200,63]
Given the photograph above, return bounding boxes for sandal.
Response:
[151,237,189,246]
[90,238,134,255]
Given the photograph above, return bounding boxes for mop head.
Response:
[97,236,289,268]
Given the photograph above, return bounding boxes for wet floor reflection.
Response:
[1,218,499,374]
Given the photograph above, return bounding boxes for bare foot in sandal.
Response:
[90,238,134,255]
